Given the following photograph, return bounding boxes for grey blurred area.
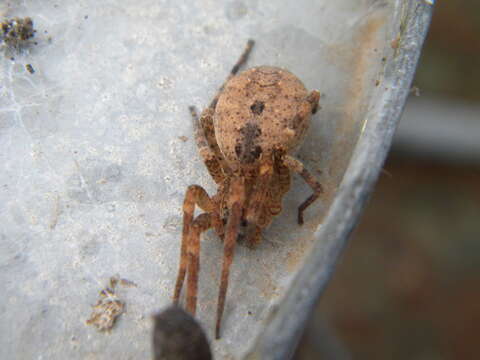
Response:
[295,1,480,359]
[395,96,480,164]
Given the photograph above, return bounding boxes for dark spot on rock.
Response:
[25,64,34,74]
[1,17,35,49]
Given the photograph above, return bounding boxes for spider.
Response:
[173,39,323,339]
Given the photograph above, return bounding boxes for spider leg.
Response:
[186,212,212,315]
[189,106,227,184]
[244,161,274,246]
[215,178,245,339]
[174,185,215,304]
[282,155,323,225]
[230,39,255,77]
[243,158,294,247]
[246,161,273,220]
[260,156,291,219]
[188,39,255,185]
[306,90,321,114]
[244,223,262,249]
[209,39,255,109]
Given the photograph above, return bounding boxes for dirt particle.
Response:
[410,86,421,97]
[226,1,248,21]
[1,17,35,50]
[391,36,400,50]
[25,63,34,74]
[86,286,124,332]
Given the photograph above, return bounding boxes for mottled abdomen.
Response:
[214,66,314,169]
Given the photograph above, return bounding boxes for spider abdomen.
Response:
[214,66,315,169]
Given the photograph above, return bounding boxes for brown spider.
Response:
[173,39,323,339]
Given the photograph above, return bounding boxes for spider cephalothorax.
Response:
[173,40,322,339]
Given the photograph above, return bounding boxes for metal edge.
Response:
[243,1,433,359]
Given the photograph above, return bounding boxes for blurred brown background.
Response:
[295,2,480,359]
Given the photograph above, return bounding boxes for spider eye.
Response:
[250,100,265,115]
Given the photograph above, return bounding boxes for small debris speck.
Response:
[86,276,135,332]
[86,287,124,332]
[410,86,421,97]
[26,63,34,74]
[178,135,188,142]
[110,275,137,289]
[120,278,137,287]
[1,17,35,49]
[391,37,400,50]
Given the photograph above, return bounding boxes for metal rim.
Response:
[244,1,434,358]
